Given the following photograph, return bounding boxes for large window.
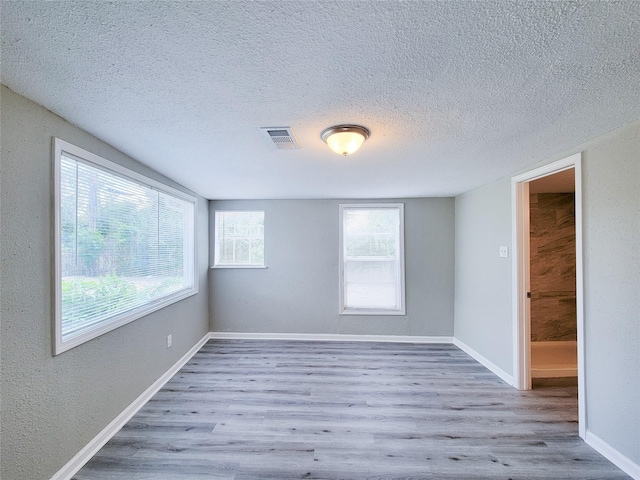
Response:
[54,138,197,354]
[213,211,265,267]
[339,204,405,315]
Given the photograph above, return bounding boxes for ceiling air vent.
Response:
[260,127,300,150]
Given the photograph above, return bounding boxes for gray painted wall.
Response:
[581,121,639,464]
[209,198,455,337]
[454,120,639,464]
[453,177,514,372]
[0,85,210,480]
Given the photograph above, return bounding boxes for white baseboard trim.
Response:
[208,331,454,344]
[50,333,211,480]
[586,430,640,479]
[452,338,514,385]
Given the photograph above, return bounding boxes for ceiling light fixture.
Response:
[321,124,370,156]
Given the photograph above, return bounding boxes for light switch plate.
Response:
[499,246,509,258]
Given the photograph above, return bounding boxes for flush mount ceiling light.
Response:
[321,124,370,156]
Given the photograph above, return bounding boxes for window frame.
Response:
[213,210,266,268]
[339,203,406,315]
[53,138,198,355]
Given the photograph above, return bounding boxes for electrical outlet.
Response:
[167,334,172,348]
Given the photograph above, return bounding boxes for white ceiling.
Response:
[1,1,639,199]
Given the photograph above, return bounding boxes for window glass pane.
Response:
[215,211,265,266]
[341,205,404,313]
[345,283,398,309]
[345,259,397,283]
[345,232,396,257]
[344,260,398,309]
[344,209,398,257]
[220,239,235,264]
[236,225,250,236]
[251,238,265,265]
[234,238,251,263]
[59,152,195,342]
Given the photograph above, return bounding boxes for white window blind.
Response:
[54,139,197,354]
[214,211,265,267]
[340,204,405,314]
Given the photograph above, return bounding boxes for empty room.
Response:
[1,1,638,479]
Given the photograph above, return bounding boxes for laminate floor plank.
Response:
[73,340,629,479]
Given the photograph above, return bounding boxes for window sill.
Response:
[340,308,406,316]
[211,265,268,269]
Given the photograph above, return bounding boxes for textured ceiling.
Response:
[1,1,639,199]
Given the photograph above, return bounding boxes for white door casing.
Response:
[511,153,585,439]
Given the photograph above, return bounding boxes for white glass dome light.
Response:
[321,125,370,156]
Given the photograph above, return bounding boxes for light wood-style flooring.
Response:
[73,340,629,479]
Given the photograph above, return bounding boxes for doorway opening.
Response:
[511,153,586,438]
[529,169,577,387]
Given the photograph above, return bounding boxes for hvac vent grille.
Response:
[260,127,300,150]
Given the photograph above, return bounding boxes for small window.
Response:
[54,138,197,354]
[339,204,405,315]
[214,211,265,267]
